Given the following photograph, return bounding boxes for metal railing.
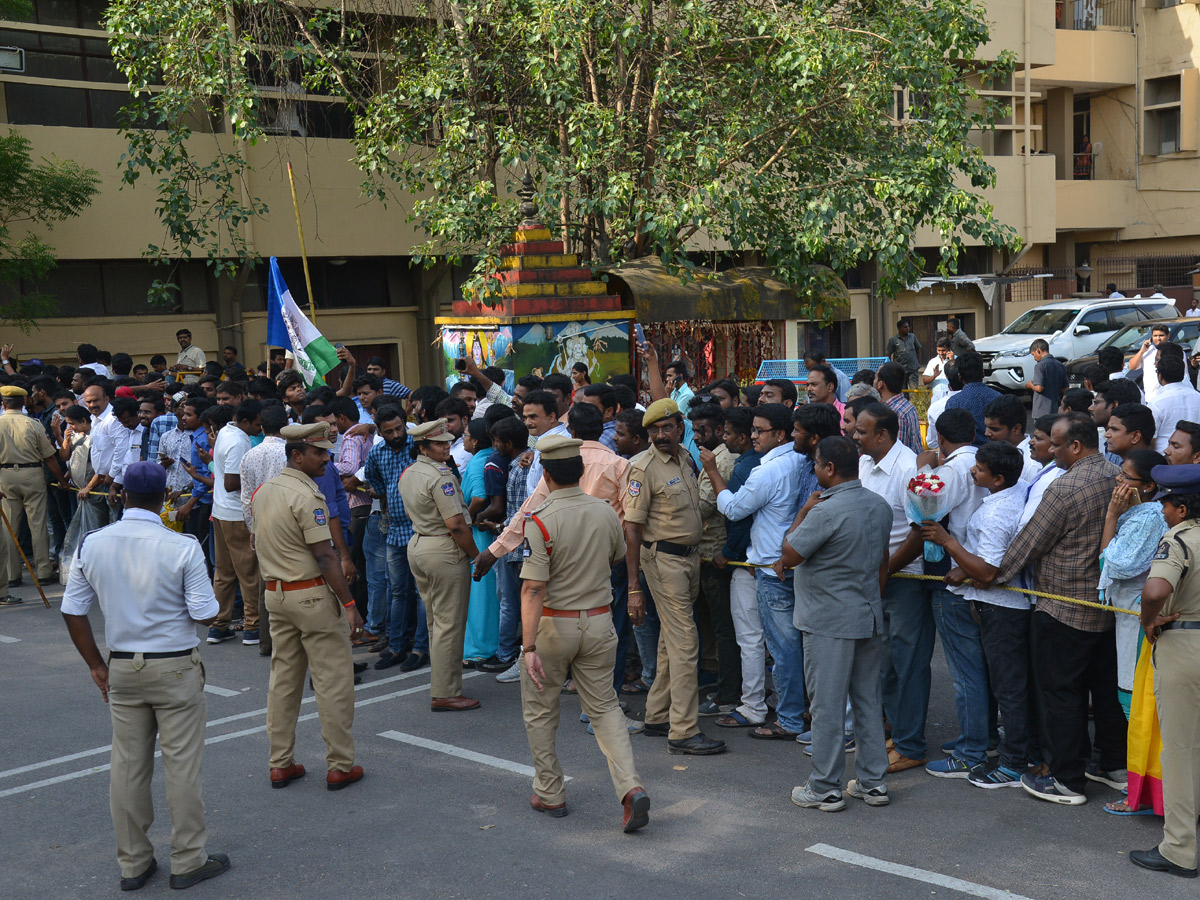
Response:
[1003,256,1200,302]
[1056,0,1135,31]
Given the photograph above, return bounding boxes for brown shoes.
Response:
[326,765,364,791]
[269,762,306,789]
[621,787,651,833]
[886,748,926,773]
[530,793,567,818]
[431,696,481,712]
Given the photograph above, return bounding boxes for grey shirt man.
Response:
[885,333,923,380]
[949,329,975,356]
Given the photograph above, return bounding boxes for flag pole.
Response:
[286,162,317,323]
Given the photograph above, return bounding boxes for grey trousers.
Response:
[802,630,889,794]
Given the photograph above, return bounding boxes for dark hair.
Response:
[850,369,876,386]
[64,404,90,423]
[233,399,263,424]
[149,354,167,367]
[762,378,798,405]
[859,401,899,439]
[741,384,762,406]
[897,318,911,329]
[300,404,334,425]
[176,328,192,338]
[449,379,482,401]
[181,396,214,416]
[1030,338,1050,354]
[975,441,1023,488]
[1081,364,1108,391]
[435,397,471,421]
[724,406,754,439]
[366,355,387,370]
[1059,388,1093,413]
[875,362,906,395]
[483,403,517,428]
[139,395,165,415]
[248,377,278,399]
[305,385,335,406]
[936,407,977,445]
[1158,352,1186,384]
[582,383,617,412]
[845,395,876,424]
[802,348,827,364]
[374,405,405,427]
[200,404,234,431]
[261,404,289,435]
[521,389,558,418]
[490,416,528,450]
[753,402,792,434]
[467,418,492,449]
[96,350,112,365]
[542,455,585,486]
[517,374,544,393]
[611,386,637,412]
[353,373,384,394]
[1152,323,1172,336]
[985,394,1025,431]
[1163,492,1200,521]
[793,402,842,440]
[616,408,648,442]
[945,363,965,392]
[76,343,98,364]
[687,401,725,428]
[571,361,591,383]
[936,336,951,350]
[31,375,58,396]
[110,397,139,419]
[1096,379,1140,407]
[409,385,448,422]
[1060,411,1099,449]
[567,402,604,441]
[704,377,739,399]
[124,489,166,509]
[807,364,837,391]
[1098,346,1125,373]
[484,366,505,385]
[1174,420,1200,455]
[276,370,304,391]
[326,396,359,422]
[541,373,573,399]
[216,380,245,397]
[606,373,636,393]
[665,359,689,380]
[955,351,984,383]
[111,352,133,376]
[223,345,238,356]
[1126,448,1168,485]
[816,435,859,477]
[1033,413,1061,436]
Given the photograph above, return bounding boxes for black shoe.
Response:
[120,858,157,891]
[353,674,363,685]
[169,853,230,889]
[1130,847,1198,878]
[476,655,513,673]
[668,733,728,756]
[353,661,368,673]
[0,595,23,606]
[367,637,389,653]
[258,643,271,657]
[7,578,21,588]
[642,722,669,737]
[374,651,403,670]
[399,652,429,672]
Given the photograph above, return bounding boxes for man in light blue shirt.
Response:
[667,358,696,417]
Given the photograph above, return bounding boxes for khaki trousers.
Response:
[1,467,51,583]
[408,534,470,699]
[641,547,701,740]
[1153,630,1200,869]
[212,518,261,630]
[107,650,208,877]
[522,611,642,805]
[265,584,356,771]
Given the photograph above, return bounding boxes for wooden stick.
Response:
[286,162,318,323]
[0,503,49,608]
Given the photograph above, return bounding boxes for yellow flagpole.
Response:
[286,162,317,323]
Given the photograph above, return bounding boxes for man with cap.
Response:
[398,417,482,711]
[61,461,230,891]
[1129,463,1200,879]
[518,434,650,831]
[251,423,365,791]
[624,398,726,755]
[0,384,68,599]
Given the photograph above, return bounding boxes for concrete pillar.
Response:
[1046,87,1075,180]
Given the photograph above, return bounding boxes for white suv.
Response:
[975,297,1177,392]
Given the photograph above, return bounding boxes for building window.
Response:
[1143,71,1196,156]
[7,260,211,317]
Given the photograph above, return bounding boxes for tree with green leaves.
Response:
[0,130,100,333]
[108,0,1019,315]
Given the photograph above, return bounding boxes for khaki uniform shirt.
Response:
[398,455,466,536]
[519,486,626,611]
[698,444,737,559]
[1148,519,1200,622]
[250,467,332,581]
[624,445,702,545]
[0,410,54,465]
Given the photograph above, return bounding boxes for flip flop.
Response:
[1104,801,1155,816]
[716,711,760,728]
[748,722,800,741]
[620,679,651,695]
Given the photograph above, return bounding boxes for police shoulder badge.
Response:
[628,479,642,498]
[314,508,327,526]
[442,482,456,496]
[1154,539,1172,561]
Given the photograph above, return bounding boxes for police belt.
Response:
[643,540,697,557]
[0,462,42,469]
[109,649,192,659]
[542,605,611,619]
[1159,621,1200,632]
[264,576,326,592]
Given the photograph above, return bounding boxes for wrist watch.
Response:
[522,644,536,654]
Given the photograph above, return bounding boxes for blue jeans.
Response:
[755,569,806,733]
[610,563,632,692]
[880,576,936,760]
[631,572,659,685]
[930,588,990,766]
[386,544,419,655]
[496,559,522,664]
[362,513,389,636]
[413,595,429,656]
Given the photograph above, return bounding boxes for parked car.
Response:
[975,297,1178,392]
[1065,316,1200,388]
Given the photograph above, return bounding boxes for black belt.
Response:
[0,462,42,469]
[1159,621,1200,632]
[643,540,697,557]
[109,649,193,659]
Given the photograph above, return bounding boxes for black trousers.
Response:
[976,602,1032,770]
[1030,609,1127,792]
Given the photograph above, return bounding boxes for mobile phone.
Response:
[335,342,344,350]
[455,358,467,371]
[634,323,646,347]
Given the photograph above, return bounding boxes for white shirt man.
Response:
[924,390,958,456]
[1014,436,1043,483]
[1186,304,1200,319]
[938,445,987,540]
[1151,379,1200,453]
[1017,461,1065,531]
[449,435,473,473]
[1129,344,1161,404]
[859,440,920,575]
[110,422,146,489]
[211,421,252,523]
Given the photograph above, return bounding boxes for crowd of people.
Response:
[3,320,1200,883]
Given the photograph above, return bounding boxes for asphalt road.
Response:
[2,582,1193,900]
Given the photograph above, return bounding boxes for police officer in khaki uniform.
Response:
[252,423,364,791]
[0,384,68,596]
[624,399,726,755]
[518,435,650,831]
[398,418,481,711]
[1130,464,1200,879]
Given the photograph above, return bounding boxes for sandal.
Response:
[748,722,800,741]
[621,679,651,695]
[1104,800,1155,816]
[716,711,760,728]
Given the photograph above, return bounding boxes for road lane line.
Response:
[203,684,240,697]
[804,843,1038,900]
[0,634,20,643]
[377,726,565,781]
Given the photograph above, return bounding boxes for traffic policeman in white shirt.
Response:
[61,461,230,891]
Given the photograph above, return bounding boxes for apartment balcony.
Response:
[1056,151,1135,231]
[1056,0,1135,31]
[1034,1,1136,89]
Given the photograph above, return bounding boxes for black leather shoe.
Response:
[668,733,728,756]
[399,652,429,672]
[120,858,157,891]
[476,655,513,673]
[353,661,368,673]
[7,578,21,588]
[642,722,669,737]
[374,651,403,670]
[1130,847,1198,878]
[169,853,230,889]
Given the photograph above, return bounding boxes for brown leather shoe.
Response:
[431,696,481,712]
[621,787,650,833]
[326,765,364,791]
[269,762,306,789]
[530,793,567,818]
[886,749,926,774]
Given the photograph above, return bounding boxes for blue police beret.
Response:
[1151,463,1200,495]
[123,460,168,494]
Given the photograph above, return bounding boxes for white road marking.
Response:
[378,728,564,781]
[0,634,20,643]
[805,844,1038,900]
[203,684,240,697]
[0,669,476,799]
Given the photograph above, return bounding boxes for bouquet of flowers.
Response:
[906,471,950,562]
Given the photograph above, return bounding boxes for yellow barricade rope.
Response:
[703,559,1140,617]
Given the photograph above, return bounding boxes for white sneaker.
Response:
[496,660,522,683]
